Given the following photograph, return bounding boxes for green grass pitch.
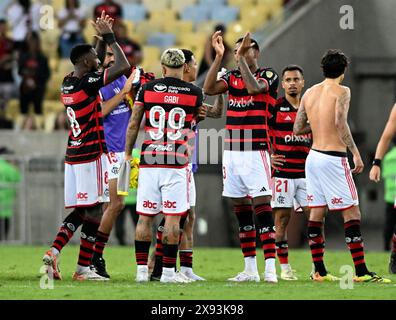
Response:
[0,246,395,300]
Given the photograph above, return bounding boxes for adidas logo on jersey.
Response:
[285,115,292,121]
[260,187,267,192]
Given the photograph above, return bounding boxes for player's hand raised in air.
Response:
[92,10,114,36]
[212,31,225,58]
[352,154,364,174]
[236,32,254,59]
[369,165,381,182]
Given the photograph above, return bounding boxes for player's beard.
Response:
[289,92,298,97]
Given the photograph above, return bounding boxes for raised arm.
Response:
[369,103,396,182]
[236,33,268,95]
[125,103,145,161]
[335,87,363,174]
[92,12,130,84]
[203,31,228,96]
[205,94,225,118]
[293,94,311,135]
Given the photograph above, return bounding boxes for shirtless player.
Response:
[293,49,390,283]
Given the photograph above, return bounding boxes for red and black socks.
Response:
[344,219,369,277]
[52,209,84,253]
[308,221,327,276]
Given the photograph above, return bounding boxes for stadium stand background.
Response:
[1,0,393,251]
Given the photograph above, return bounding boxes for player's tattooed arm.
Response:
[238,56,268,95]
[335,87,364,174]
[236,33,267,95]
[335,88,358,153]
[92,11,130,84]
[205,94,225,118]
[293,96,311,135]
[125,103,145,160]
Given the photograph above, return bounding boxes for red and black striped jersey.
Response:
[61,70,109,164]
[269,97,311,179]
[220,67,279,151]
[135,77,203,168]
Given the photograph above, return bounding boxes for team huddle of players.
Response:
[42,12,393,284]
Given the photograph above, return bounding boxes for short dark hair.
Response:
[0,19,6,25]
[70,44,93,65]
[321,49,350,79]
[236,37,259,51]
[282,64,304,77]
[181,49,194,64]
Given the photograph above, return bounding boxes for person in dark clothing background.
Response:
[18,32,50,130]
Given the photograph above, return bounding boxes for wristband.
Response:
[102,33,116,45]
[372,158,381,167]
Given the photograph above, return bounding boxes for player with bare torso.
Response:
[294,49,390,283]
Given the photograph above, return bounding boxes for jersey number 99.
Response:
[149,106,186,141]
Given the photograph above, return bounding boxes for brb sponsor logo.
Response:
[331,197,343,205]
[163,200,177,209]
[143,200,158,210]
[77,192,88,200]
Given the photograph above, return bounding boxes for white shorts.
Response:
[306,149,359,211]
[64,154,110,208]
[136,167,189,216]
[222,150,272,198]
[187,164,196,207]
[106,151,125,180]
[271,177,308,209]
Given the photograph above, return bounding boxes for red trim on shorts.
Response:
[186,168,190,207]
[136,211,160,216]
[139,164,189,169]
[260,150,271,188]
[308,205,327,209]
[163,211,188,216]
[342,158,357,200]
[328,204,357,212]
[65,201,102,209]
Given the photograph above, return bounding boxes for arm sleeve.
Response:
[134,84,145,107]
[81,71,106,96]
[219,70,231,90]
[259,69,279,99]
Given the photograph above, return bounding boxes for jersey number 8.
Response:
[149,105,186,141]
[66,107,82,138]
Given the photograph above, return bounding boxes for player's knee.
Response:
[112,198,125,214]
[85,205,103,224]
[187,209,195,223]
